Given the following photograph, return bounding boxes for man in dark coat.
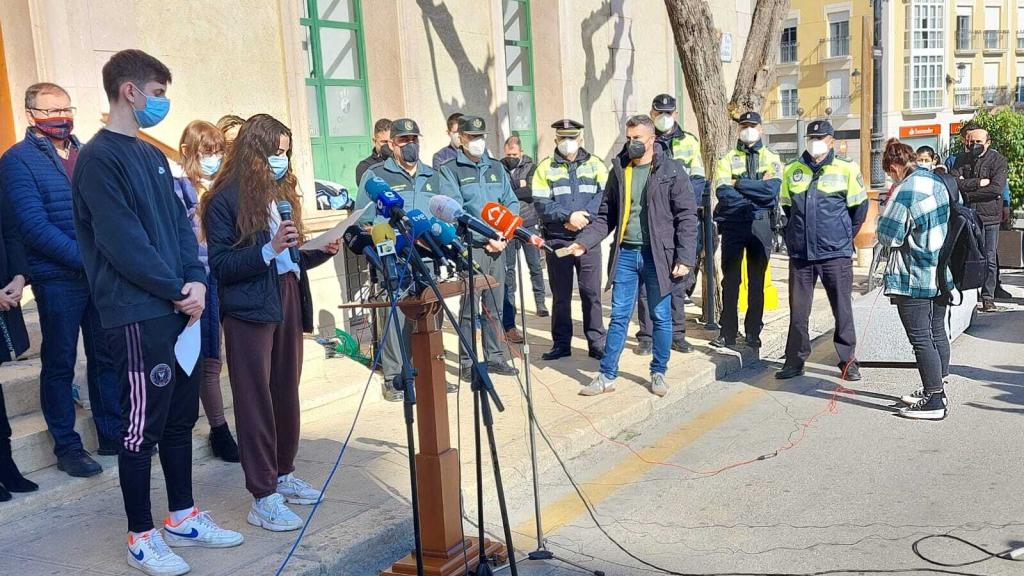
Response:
[568,115,698,398]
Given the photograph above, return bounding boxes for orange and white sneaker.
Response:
[127,529,190,576]
[163,507,244,548]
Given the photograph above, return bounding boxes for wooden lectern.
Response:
[342,277,507,575]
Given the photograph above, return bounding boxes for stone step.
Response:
[0,358,47,418]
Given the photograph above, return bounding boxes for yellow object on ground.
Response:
[739,252,779,312]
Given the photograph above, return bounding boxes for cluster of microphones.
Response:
[343,178,552,295]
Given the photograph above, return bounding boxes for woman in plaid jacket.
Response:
[877,139,953,421]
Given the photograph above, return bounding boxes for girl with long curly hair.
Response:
[200,114,340,531]
[172,120,239,463]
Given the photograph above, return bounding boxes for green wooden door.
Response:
[504,0,538,158]
[301,0,371,192]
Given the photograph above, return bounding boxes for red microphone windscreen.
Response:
[481,202,522,239]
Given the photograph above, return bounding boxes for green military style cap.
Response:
[390,118,421,138]
[551,118,584,137]
[458,115,487,135]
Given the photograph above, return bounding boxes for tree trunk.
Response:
[730,0,791,117]
[665,0,732,174]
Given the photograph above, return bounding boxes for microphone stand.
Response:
[402,227,517,575]
[379,257,425,576]
[513,245,603,576]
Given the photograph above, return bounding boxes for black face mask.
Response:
[501,156,521,171]
[970,143,985,157]
[378,145,393,160]
[627,139,646,160]
[400,142,419,164]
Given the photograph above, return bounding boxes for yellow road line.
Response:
[515,381,779,538]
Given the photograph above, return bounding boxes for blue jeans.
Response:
[601,247,672,379]
[34,277,122,456]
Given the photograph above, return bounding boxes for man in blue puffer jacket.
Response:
[0,83,121,478]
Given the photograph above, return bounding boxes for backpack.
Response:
[937,176,987,305]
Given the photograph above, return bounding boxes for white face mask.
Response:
[654,114,675,133]
[557,138,580,157]
[808,139,830,158]
[465,138,487,158]
[739,127,760,145]
[450,132,460,147]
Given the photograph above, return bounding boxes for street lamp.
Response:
[795,107,806,157]
[870,0,886,189]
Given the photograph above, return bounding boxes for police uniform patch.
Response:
[731,156,744,170]
[150,363,173,388]
[489,173,497,182]
[771,162,782,175]
[473,118,483,129]
[792,171,804,182]
[425,183,433,192]
[402,120,412,131]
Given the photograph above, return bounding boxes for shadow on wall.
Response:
[417,0,508,142]
[579,1,633,162]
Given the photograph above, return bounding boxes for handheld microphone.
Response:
[407,209,455,267]
[370,222,400,292]
[365,178,408,224]
[428,195,501,242]
[276,200,300,263]
[480,201,553,252]
[343,225,382,271]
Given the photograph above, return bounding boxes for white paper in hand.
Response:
[301,207,368,251]
[175,320,202,376]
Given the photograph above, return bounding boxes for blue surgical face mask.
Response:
[129,84,170,129]
[199,154,222,177]
[268,154,289,180]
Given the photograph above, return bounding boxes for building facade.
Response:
[765,0,1024,165]
[0,0,754,335]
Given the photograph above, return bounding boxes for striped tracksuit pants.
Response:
[106,313,199,533]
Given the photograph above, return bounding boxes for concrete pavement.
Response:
[0,255,899,576]
[511,272,1024,576]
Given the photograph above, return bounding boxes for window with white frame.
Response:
[905,55,943,110]
[827,11,850,57]
[781,22,797,64]
[908,0,944,49]
[779,77,798,118]
[955,7,972,51]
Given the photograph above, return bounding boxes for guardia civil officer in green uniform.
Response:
[710,111,781,349]
[438,115,521,380]
[532,119,608,361]
[634,94,708,354]
[776,120,868,381]
[354,118,449,401]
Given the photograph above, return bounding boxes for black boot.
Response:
[0,440,38,492]
[0,483,10,502]
[209,423,240,463]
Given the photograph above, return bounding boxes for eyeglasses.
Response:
[28,107,77,117]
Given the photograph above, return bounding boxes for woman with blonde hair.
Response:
[173,120,239,462]
[201,114,339,531]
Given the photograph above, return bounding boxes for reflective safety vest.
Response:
[712,143,782,223]
[663,130,706,178]
[531,149,608,240]
[780,153,867,261]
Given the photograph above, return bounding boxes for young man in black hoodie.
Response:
[72,49,242,576]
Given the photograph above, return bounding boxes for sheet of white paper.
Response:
[174,320,201,377]
[300,207,369,251]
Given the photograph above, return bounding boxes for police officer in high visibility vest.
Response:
[354,118,447,401]
[710,111,781,349]
[633,94,706,355]
[532,119,608,361]
[776,120,868,381]
[438,115,521,380]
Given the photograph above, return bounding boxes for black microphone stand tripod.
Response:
[458,226,518,576]
[509,243,604,576]
[378,254,425,576]
[397,225,518,575]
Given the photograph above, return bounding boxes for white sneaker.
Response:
[127,529,190,576]
[163,507,244,548]
[579,374,616,396]
[277,474,322,505]
[248,493,303,532]
[649,373,668,398]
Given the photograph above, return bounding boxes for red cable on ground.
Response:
[483,280,883,479]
